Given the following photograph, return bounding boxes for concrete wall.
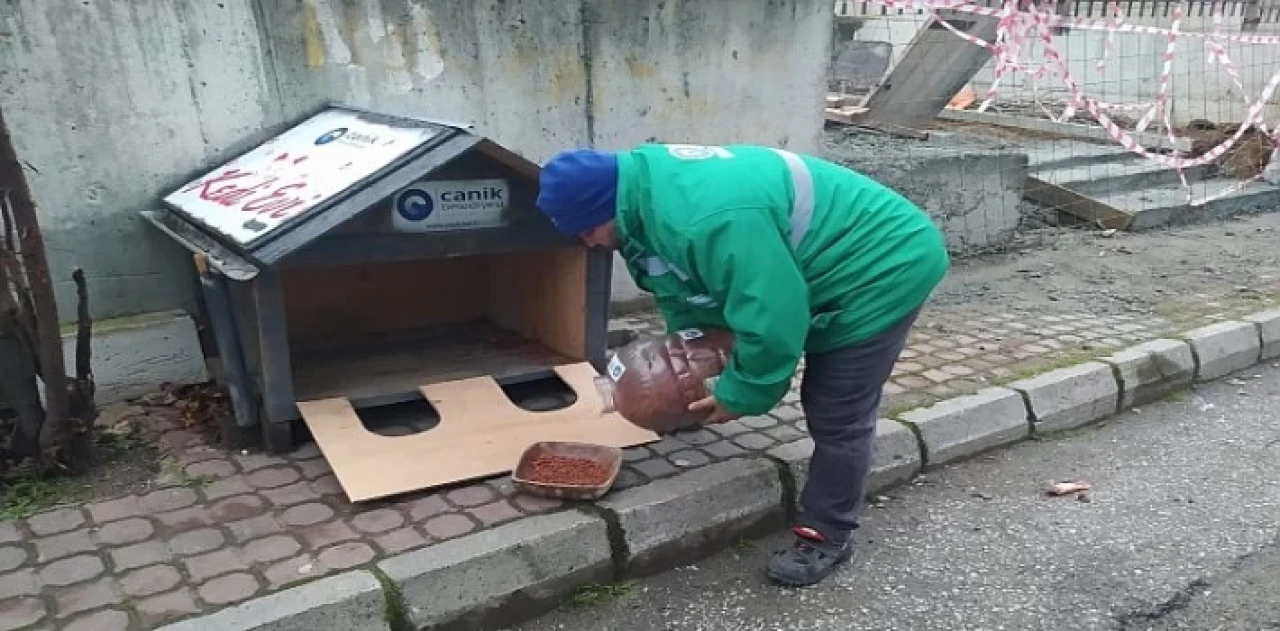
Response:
[838,10,1280,127]
[823,144,1029,254]
[1,0,833,323]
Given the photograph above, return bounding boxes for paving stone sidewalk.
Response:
[0,299,1271,630]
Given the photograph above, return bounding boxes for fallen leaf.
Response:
[1046,481,1092,496]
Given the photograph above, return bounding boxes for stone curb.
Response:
[1008,361,1119,434]
[600,458,785,576]
[155,309,1280,631]
[899,386,1029,466]
[378,510,614,630]
[154,570,388,631]
[766,419,922,508]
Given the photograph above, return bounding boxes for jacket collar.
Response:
[614,150,649,259]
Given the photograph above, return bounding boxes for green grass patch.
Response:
[0,471,88,521]
[991,349,1106,386]
[882,401,923,419]
[567,581,639,609]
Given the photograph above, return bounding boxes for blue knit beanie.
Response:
[536,149,619,236]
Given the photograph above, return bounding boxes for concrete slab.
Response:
[899,387,1029,467]
[1021,139,1136,171]
[1183,321,1263,381]
[601,459,784,576]
[822,136,1027,254]
[378,510,613,630]
[938,109,1190,154]
[55,310,208,405]
[1243,309,1280,360]
[1007,362,1120,433]
[766,419,923,501]
[1033,159,1213,196]
[154,571,388,631]
[1109,178,1280,231]
[1102,339,1196,408]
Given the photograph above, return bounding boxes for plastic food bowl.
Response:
[512,441,623,500]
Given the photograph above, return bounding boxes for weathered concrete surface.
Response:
[377,510,612,630]
[511,362,1280,631]
[1243,308,1280,360]
[155,571,388,631]
[601,458,784,576]
[57,310,208,405]
[822,132,1029,254]
[766,419,922,501]
[899,387,1029,466]
[585,0,830,152]
[1008,362,1120,433]
[1143,535,1280,631]
[1102,339,1196,408]
[1,0,831,322]
[1182,321,1262,381]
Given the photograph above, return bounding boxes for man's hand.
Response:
[688,394,741,425]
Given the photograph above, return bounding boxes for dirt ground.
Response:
[931,210,1280,320]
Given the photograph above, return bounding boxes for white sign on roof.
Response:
[164,108,441,245]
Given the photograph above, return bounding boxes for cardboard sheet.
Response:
[297,362,659,502]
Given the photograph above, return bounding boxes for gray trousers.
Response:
[797,309,919,544]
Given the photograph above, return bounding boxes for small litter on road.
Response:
[1045,481,1092,496]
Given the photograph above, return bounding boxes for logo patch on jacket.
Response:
[686,294,718,308]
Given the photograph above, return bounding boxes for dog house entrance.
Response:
[282,248,586,405]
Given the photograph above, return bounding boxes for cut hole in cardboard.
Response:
[501,373,577,412]
[355,395,439,437]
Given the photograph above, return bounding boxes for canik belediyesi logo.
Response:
[315,127,380,147]
[396,189,434,221]
[314,128,348,145]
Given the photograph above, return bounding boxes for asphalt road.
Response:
[510,361,1280,631]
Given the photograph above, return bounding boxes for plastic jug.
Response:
[594,328,735,433]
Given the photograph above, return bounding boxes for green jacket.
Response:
[615,143,949,417]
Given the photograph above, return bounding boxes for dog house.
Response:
[142,105,654,501]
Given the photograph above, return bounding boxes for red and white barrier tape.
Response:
[876,0,1280,44]
[1133,4,1182,134]
[866,0,1280,205]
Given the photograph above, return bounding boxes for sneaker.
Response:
[765,525,853,588]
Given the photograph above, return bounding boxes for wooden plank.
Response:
[939,108,1192,153]
[487,247,587,361]
[289,321,574,403]
[297,362,659,502]
[825,106,929,140]
[823,106,868,125]
[281,257,490,345]
[855,9,1001,133]
[1024,176,1135,230]
[825,93,859,108]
